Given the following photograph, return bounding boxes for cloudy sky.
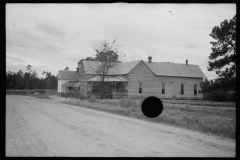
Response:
[6,3,236,79]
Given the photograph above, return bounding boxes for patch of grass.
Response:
[27,94,51,99]
[60,98,235,139]
[162,99,235,108]
[99,99,120,106]
[88,95,97,103]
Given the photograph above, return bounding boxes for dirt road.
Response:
[6,95,235,157]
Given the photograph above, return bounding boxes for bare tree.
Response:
[26,65,32,73]
[90,36,125,99]
[64,66,70,71]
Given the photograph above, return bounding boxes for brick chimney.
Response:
[148,56,152,63]
[186,59,188,65]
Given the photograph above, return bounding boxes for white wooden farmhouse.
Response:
[58,57,205,99]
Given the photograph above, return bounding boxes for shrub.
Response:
[132,101,138,108]
[84,94,90,99]
[120,98,138,108]
[103,94,113,99]
[99,99,119,106]
[120,98,126,108]
[172,95,177,100]
[6,90,29,95]
[89,95,97,103]
[91,83,113,99]
[39,90,45,94]
[203,89,228,102]
[225,91,236,102]
[198,90,202,94]
[79,94,85,100]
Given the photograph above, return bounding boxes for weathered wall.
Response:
[127,61,203,99]
[79,64,86,75]
[57,80,70,93]
[78,74,95,94]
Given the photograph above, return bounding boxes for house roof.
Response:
[74,82,81,86]
[62,81,78,86]
[82,60,141,75]
[58,70,79,80]
[111,60,141,74]
[81,60,205,78]
[87,76,128,82]
[144,61,205,78]
[82,61,101,74]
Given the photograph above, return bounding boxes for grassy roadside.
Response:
[25,94,52,99]
[162,99,235,108]
[60,98,235,139]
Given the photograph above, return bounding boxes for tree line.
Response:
[6,65,58,90]
[200,15,236,102]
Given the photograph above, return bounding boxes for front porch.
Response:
[111,82,128,96]
[87,76,128,96]
[62,81,81,93]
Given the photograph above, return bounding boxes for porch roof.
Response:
[74,82,81,86]
[87,76,128,82]
[62,81,78,86]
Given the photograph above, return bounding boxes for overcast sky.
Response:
[6,3,236,79]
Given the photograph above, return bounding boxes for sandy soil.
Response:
[6,95,235,157]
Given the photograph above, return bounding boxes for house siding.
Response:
[128,75,203,99]
[58,60,204,100]
[79,64,86,75]
[78,74,95,94]
[127,61,203,99]
[57,80,71,93]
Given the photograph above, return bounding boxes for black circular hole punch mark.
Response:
[141,96,163,118]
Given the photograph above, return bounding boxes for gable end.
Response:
[129,61,154,75]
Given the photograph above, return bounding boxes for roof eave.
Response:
[155,74,205,78]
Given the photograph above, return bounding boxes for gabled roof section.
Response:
[81,60,205,78]
[144,61,205,78]
[82,60,141,75]
[110,60,141,74]
[128,60,155,75]
[58,70,80,80]
[82,61,101,74]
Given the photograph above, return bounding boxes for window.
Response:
[69,87,72,90]
[139,83,142,93]
[194,84,197,95]
[181,84,184,95]
[162,83,165,94]
[78,87,80,91]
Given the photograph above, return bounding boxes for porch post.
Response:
[111,82,113,92]
[86,82,88,92]
[115,82,116,92]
